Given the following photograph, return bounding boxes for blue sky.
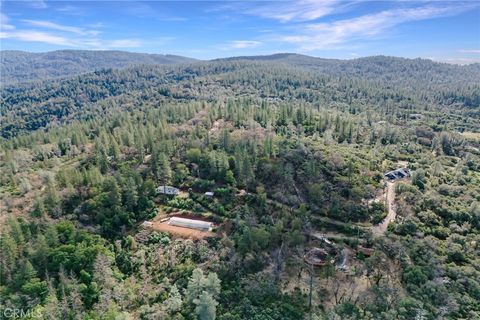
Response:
[1,1,479,63]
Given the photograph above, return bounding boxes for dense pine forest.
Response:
[1,52,479,320]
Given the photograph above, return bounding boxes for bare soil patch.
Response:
[461,131,480,141]
[150,221,215,239]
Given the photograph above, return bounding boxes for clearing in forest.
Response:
[150,220,216,239]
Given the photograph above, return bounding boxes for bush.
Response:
[395,218,417,236]
[403,266,428,286]
[370,202,386,224]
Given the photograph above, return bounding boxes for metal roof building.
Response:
[168,217,213,231]
[384,168,410,181]
[157,185,180,195]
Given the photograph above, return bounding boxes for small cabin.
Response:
[168,217,213,231]
[157,185,180,195]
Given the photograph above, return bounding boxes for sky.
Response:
[1,0,479,63]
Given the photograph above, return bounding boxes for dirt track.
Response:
[372,181,396,235]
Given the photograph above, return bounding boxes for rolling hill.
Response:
[1,54,479,138]
[0,50,197,84]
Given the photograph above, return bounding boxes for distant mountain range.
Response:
[0,50,480,85]
[0,50,198,84]
[2,50,480,85]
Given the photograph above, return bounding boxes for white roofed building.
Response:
[168,217,213,231]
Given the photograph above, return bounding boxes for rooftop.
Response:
[169,217,213,231]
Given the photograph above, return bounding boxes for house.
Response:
[156,185,180,195]
[384,168,410,181]
[204,191,214,198]
[168,217,213,231]
[395,168,409,178]
[385,172,397,180]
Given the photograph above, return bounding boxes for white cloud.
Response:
[1,13,15,30]
[1,12,148,51]
[1,19,141,49]
[1,29,143,49]
[429,56,480,65]
[458,49,480,54]
[281,5,473,51]
[229,40,262,49]
[21,20,86,34]
[0,16,142,49]
[30,0,48,9]
[0,30,74,46]
[56,5,79,12]
[105,39,142,48]
[73,38,143,49]
[246,0,342,22]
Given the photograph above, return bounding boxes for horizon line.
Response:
[1,49,479,65]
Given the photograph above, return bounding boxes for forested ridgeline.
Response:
[1,55,479,139]
[0,50,197,84]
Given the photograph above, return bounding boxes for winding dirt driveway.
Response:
[372,181,396,235]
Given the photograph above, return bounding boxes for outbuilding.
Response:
[168,217,213,231]
[157,185,180,195]
[204,191,214,198]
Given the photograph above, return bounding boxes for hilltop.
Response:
[0,50,197,84]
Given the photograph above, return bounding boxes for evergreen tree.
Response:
[186,268,205,304]
[30,197,46,218]
[165,284,183,313]
[194,291,218,320]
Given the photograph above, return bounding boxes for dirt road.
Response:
[372,181,396,235]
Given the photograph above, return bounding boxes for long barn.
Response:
[168,217,213,231]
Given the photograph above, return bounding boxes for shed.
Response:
[168,217,213,231]
[204,191,214,198]
[157,185,180,195]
